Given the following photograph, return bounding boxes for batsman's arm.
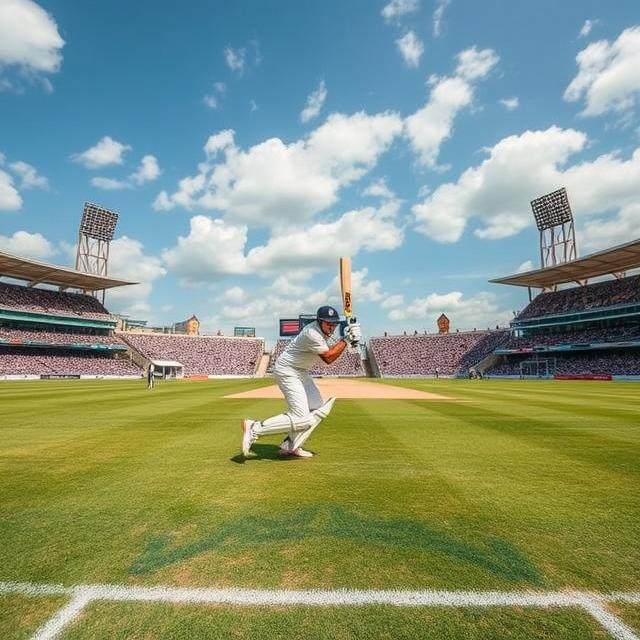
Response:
[319,339,348,364]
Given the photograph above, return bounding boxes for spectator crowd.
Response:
[517,275,640,320]
[0,282,111,321]
[489,351,640,377]
[0,348,141,376]
[369,330,508,376]
[122,332,264,376]
[0,326,125,347]
[501,325,640,350]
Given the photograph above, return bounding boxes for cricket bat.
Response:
[339,256,361,356]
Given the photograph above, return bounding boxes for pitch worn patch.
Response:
[225,379,453,400]
[129,504,542,586]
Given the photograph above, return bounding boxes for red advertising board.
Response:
[553,374,612,381]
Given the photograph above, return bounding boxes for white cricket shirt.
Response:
[276,321,332,371]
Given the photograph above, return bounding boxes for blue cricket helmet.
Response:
[316,305,341,323]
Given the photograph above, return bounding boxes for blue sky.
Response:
[1,0,639,345]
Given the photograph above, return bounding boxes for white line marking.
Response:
[0,582,638,640]
[0,581,71,597]
[31,592,92,640]
[611,593,640,604]
[578,596,640,640]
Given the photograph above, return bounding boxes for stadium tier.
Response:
[499,325,640,350]
[121,332,264,377]
[489,351,640,377]
[0,279,141,379]
[514,274,640,321]
[268,339,365,376]
[486,273,640,379]
[368,330,508,377]
[0,281,112,321]
[0,348,141,377]
[0,326,127,348]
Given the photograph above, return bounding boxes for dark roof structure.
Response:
[0,250,137,291]
[490,238,640,289]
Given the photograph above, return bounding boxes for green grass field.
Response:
[1,378,639,639]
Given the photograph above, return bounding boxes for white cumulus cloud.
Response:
[396,31,424,68]
[516,260,534,273]
[154,111,403,227]
[224,46,245,74]
[72,136,132,169]
[92,154,160,190]
[433,0,451,38]
[404,46,499,168]
[9,160,48,189]
[499,97,519,111]
[300,80,327,123]
[564,26,640,118]
[161,216,248,285]
[245,205,404,273]
[381,294,404,309]
[161,202,404,285]
[103,236,166,318]
[381,0,418,22]
[388,290,511,330]
[0,170,23,210]
[219,286,246,303]
[90,177,131,191]
[0,230,56,259]
[203,95,218,109]
[130,155,160,185]
[579,19,600,39]
[411,126,587,242]
[362,178,395,200]
[0,0,64,90]
[411,126,640,245]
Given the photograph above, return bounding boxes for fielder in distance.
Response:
[241,305,362,458]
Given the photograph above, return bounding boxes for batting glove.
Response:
[345,323,362,346]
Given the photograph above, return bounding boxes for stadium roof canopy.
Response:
[490,238,640,289]
[0,250,137,291]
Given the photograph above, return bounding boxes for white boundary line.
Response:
[1,582,638,640]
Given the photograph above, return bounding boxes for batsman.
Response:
[241,259,362,458]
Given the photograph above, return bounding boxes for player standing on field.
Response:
[241,305,362,458]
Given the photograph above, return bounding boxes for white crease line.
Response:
[1,582,639,640]
[31,592,93,640]
[610,593,640,604]
[578,596,640,640]
[0,581,71,597]
[0,582,638,608]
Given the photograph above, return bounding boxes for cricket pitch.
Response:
[224,378,453,399]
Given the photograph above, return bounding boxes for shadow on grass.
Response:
[230,443,310,464]
[130,503,543,586]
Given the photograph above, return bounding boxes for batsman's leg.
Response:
[288,395,336,451]
[247,369,314,440]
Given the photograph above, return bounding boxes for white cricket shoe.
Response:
[241,419,257,456]
[279,440,313,458]
[290,447,313,458]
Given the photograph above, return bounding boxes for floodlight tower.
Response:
[530,187,578,272]
[75,202,119,302]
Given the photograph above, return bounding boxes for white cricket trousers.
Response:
[252,364,334,449]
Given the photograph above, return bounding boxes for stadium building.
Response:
[0,250,141,380]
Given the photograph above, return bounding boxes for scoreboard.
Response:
[234,326,256,337]
[279,314,347,337]
[279,319,300,337]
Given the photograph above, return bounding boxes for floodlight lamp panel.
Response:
[79,202,119,241]
[530,187,573,231]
